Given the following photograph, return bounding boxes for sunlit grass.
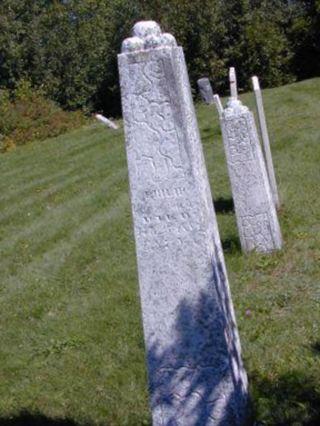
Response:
[0,78,319,425]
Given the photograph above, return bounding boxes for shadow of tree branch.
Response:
[252,370,320,425]
[146,245,250,424]
[0,412,83,426]
[214,197,234,214]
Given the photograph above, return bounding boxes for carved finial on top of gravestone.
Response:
[121,20,177,53]
[224,97,248,117]
[133,20,161,38]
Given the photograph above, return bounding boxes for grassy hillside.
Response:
[0,78,319,425]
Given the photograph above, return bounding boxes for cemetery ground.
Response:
[0,77,319,426]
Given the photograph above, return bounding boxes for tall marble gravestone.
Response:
[219,68,282,253]
[118,22,249,425]
[197,77,214,104]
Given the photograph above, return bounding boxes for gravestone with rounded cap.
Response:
[197,77,214,104]
[118,21,249,425]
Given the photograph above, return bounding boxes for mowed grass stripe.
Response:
[0,161,127,228]
[0,127,124,204]
[0,151,114,205]
[0,168,129,272]
[0,124,112,178]
[1,192,130,301]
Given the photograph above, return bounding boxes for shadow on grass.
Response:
[214,197,234,214]
[310,341,320,355]
[0,412,82,426]
[222,235,241,253]
[252,371,320,425]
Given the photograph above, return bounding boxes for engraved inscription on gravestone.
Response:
[118,21,249,425]
[197,77,214,104]
[219,68,282,253]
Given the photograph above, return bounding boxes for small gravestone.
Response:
[118,21,249,425]
[217,68,282,253]
[197,77,214,104]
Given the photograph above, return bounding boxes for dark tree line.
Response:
[0,0,319,116]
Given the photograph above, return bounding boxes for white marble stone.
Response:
[95,114,119,130]
[219,70,282,253]
[229,67,238,99]
[118,21,249,425]
[197,77,214,104]
[252,76,280,209]
[213,94,224,118]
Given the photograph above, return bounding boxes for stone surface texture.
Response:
[221,98,282,252]
[118,21,249,425]
[197,77,214,104]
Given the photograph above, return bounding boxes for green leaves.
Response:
[0,0,318,115]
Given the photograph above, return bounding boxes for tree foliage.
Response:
[0,80,86,152]
[0,0,318,115]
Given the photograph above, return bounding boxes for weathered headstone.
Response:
[218,68,282,253]
[197,77,214,104]
[118,21,249,425]
[252,76,280,209]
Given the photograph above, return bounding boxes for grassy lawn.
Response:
[0,78,319,425]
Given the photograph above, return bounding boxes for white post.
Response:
[95,114,119,130]
[252,76,280,209]
[229,67,238,99]
[213,94,224,118]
